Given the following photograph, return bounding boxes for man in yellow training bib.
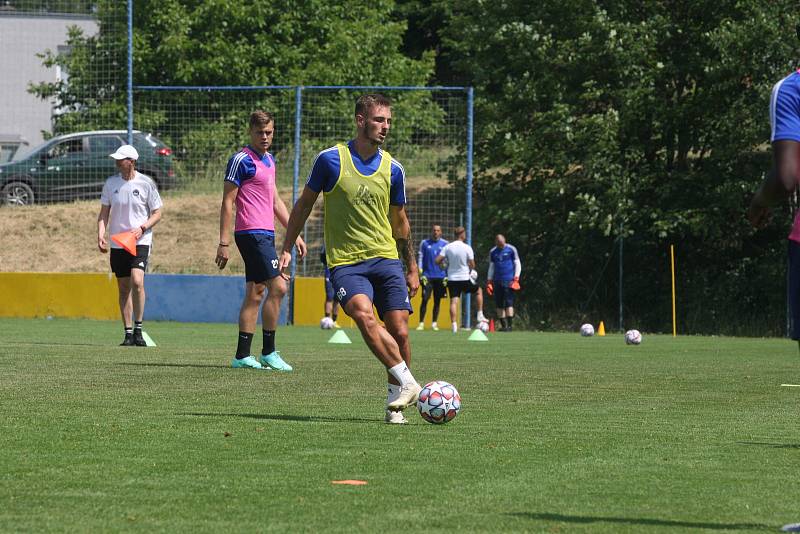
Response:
[279,94,421,424]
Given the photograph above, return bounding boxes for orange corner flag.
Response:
[111,232,138,255]
[598,321,606,336]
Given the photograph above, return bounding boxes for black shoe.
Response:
[133,331,147,347]
[120,335,135,346]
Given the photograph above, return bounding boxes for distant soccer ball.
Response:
[580,323,595,337]
[477,320,490,333]
[418,381,461,424]
[625,329,642,345]
[320,317,334,330]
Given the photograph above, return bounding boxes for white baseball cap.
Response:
[109,144,139,160]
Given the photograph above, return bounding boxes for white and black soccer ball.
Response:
[580,323,595,337]
[418,381,461,424]
[477,320,490,333]
[320,317,335,330]
[625,329,642,345]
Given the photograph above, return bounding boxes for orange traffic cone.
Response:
[111,232,138,255]
[489,319,495,332]
[598,321,606,336]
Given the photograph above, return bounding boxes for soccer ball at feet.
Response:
[418,381,461,424]
[477,320,490,333]
[320,317,335,330]
[625,329,642,345]
[580,323,595,337]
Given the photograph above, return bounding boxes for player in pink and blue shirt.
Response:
[216,111,306,370]
[748,69,800,344]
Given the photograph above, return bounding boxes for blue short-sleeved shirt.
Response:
[224,146,274,187]
[305,141,406,205]
[771,71,800,143]
[419,238,448,278]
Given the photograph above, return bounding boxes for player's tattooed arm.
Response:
[396,235,417,273]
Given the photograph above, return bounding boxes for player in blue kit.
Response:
[748,68,800,347]
[416,224,448,330]
[487,234,522,331]
[279,94,422,424]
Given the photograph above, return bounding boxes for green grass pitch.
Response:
[1,318,799,533]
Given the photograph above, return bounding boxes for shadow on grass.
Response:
[180,412,382,424]
[6,341,104,347]
[508,512,769,531]
[120,362,229,369]
[737,441,800,450]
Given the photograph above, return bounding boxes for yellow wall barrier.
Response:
[0,272,118,319]
[0,273,457,326]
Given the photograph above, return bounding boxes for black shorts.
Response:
[235,232,280,283]
[447,280,479,299]
[110,245,150,278]
[422,278,447,300]
[494,280,516,308]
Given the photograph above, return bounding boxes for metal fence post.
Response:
[289,86,303,325]
[464,87,474,329]
[126,0,133,144]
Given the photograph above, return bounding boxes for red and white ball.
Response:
[477,320,490,333]
[418,381,461,424]
[625,329,642,345]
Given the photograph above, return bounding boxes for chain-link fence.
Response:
[133,85,471,270]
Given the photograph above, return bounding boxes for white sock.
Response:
[477,311,486,322]
[387,383,402,407]
[432,321,438,328]
[452,322,458,332]
[388,362,416,387]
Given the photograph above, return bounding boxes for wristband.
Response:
[140,225,147,233]
[218,243,229,247]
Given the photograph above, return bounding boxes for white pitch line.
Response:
[780,384,800,387]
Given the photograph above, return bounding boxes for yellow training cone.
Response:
[598,321,606,336]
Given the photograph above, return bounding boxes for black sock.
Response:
[124,327,133,336]
[325,312,331,318]
[332,312,338,322]
[501,317,508,330]
[134,321,142,333]
[507,316,514,330]
[236,332,253,359]
[262,330,276,355]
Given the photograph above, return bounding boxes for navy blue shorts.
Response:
[329,257,413,320]
[235,232,280,283]
[789,240,800,340]
[493,280,516,308]
[324,266,334,300]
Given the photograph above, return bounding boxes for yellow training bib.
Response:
[323,144,399,267]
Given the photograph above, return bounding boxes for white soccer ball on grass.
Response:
[625,329,642,345]
[580,323,595,337]
[477,320,490,333]
[320,317,335,330]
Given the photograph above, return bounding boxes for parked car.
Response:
[0,134,29,164]
[0,130,176,205]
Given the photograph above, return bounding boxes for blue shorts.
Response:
[494,280,516,308]
[789,240,800,339]
[324,266,335,300]
[329,257,413,320]
[235,232,279,283]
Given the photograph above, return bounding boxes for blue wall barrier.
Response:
[144,274,287,324]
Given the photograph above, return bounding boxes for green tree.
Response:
[442,0,799,334]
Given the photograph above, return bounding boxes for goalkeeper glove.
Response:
[511,277,521,291]
[442,277,448,287]
[420,273,428,286]
[486,281,494,296]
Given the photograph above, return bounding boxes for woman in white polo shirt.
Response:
[96,144,163,346]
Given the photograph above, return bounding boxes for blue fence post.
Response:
[290,86,303,325]
[126,0,133,144]
[464,87,474,329]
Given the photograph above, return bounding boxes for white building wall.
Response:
[0,14,97,152]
